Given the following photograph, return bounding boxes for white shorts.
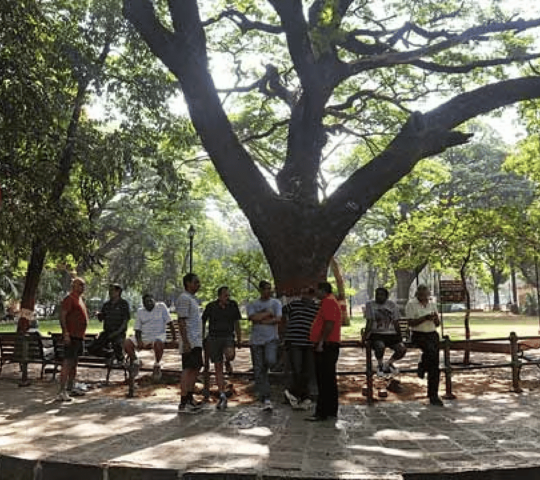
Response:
[128,335,166,348]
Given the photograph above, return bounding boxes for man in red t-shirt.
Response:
[57,277,88,402]
[307,281,341,421]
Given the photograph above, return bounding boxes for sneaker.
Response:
[376,365,386,378]
[68,387,86,397]
[284,389,299,409]
[56,391,73,402]
[388,364,399,376]
[262,399,273,411]
[299,398,313,411]
[152,365,162,382]
[178,401,202,414]
[216,393,228,410]
[429,396,444,407]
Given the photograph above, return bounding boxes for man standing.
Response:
[247,280,282,411]
[90,284,130,364]
[177,273,204,413]
[202,286,242,410]
[308,281,341,421]
[57,277,89,402]
[282,287,319,410]
[406,285,443,406]
[124,293,173,382]
[364,287,406,377]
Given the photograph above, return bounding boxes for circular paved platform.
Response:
[2,377,540,480]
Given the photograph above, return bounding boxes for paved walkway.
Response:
[2,371,540,480]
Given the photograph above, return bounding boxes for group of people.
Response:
[55,274,443,416]
[363,285,443,406]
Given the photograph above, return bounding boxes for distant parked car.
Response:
[449,303,467,312]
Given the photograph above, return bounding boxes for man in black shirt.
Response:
[202,286,242,409]
[90,284,130,363]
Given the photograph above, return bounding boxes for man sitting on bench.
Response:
[363,287,406,377]
[124,293,174,382]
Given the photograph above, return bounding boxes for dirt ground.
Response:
[98,364,540,407]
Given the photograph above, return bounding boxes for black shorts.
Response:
[206,336,234,363]
[182,346,203,370]
[64,337,83,360]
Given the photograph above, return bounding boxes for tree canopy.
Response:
[123,0,540,292]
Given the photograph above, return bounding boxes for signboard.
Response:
[439,280,466,303]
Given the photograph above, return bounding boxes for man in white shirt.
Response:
[364,287,406,377]
[177,273,203,413]
[405,285,443,406]
[124,293,174,382]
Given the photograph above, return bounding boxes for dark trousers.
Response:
[287,344,317,400]
[314,343,340,418]
[88,331,125,361]
[411,331,440,399]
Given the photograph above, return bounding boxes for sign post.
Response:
[438,280,466,338]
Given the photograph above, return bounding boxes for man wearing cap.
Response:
[91,284,130,364]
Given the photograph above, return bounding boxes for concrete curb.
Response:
[3,454,540,480]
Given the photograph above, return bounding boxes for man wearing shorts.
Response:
[364,287,406,377]
[57,277,89,402]
[202,286,242,410]
[124,293,173,381]
[177,273,203,413]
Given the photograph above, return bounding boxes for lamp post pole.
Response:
[188,225,195,273]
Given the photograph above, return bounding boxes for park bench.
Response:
[0,332,55,383]
[50,333,127,385]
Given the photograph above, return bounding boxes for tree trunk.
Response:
[329,256,350,326]
[366,264,376,301]
[511,264,518,306]
[460,249,472,365]
[395,268,418,313]
[492,282,501,311]
[20,241,47,314]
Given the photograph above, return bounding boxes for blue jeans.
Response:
[250,340,279,401]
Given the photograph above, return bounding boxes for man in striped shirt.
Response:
[282,287,319,410]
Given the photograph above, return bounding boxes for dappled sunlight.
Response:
[348,443,427,459]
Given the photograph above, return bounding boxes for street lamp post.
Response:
[188,225,195,273]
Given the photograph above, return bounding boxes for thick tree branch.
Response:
[124,0,279,215]
[412,53,540,74]
[323,76,540,240]
[341,17,540,78]
[268,0,320,94]
[202,9,282,34]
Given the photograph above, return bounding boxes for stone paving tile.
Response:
[6,377,540,477]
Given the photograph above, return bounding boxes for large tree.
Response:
[124,0,540,293]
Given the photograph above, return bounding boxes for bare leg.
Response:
[124,338,137,362]
[153,340,164,364]
[215,362,224,393]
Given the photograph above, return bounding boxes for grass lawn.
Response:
[2,311,539,341]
